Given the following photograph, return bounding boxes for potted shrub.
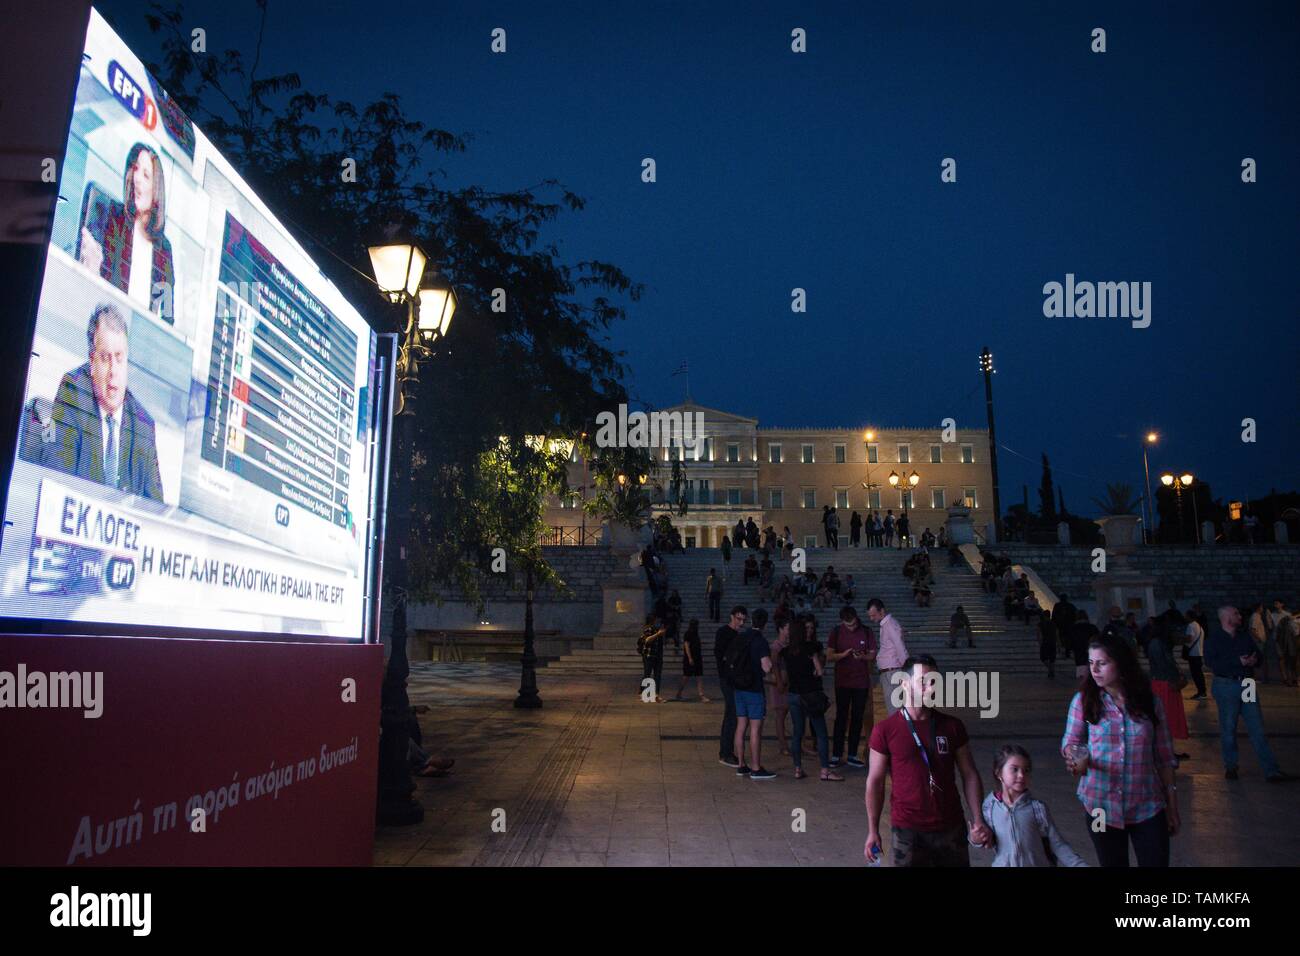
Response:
[1092,483,1144,554]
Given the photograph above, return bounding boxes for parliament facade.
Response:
[544,402,997,548]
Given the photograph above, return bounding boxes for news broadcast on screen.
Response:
[0,9,382,641]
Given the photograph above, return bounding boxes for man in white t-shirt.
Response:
[867,598,910,716]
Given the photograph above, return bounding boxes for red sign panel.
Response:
[0,634,382,865]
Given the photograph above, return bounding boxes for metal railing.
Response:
[654,489,758,507]
[539,526,604,546]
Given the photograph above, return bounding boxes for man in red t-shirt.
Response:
[826,606,876,768]
[864,655,990,866]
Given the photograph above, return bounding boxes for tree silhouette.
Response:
[1092,483,1143,516]
[1039,453,1057,524]
[139,2,643,607]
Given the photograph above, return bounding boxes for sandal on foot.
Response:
[820,770,845,782]
[794,768,807,779]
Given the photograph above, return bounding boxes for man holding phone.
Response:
[826,606,876,768]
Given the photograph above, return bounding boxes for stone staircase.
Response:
[543,546,1048,677]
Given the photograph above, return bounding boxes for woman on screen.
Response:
[78,142,176,324]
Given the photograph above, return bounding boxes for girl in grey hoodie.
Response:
[976,744,1088,867]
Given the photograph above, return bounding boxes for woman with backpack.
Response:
[780,615,842,781]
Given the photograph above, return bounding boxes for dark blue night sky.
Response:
[101,0,1300,514]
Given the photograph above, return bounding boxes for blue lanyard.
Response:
[901,708,941,793]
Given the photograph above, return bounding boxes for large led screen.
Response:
[0,9,382,640]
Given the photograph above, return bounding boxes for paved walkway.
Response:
[374,662,1300,866]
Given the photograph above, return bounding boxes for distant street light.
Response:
[861,429,880,504]
[980,348,1003,542]
[1160,471,1198,543]
[888,469,920,547]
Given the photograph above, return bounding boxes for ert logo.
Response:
[105,556,136,591]
[275,504,290,527]
[108,60,158,131]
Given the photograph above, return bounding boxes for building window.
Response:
[697,437,711,461]
[867,443,879,464]
[559,495,577,510]
[961,444,974,464]
[964,487,978,508]
[685,534,696,549]
[834,443,846,464]
[699,479,711,504]
[726,442,739,463]
[930,445,942,464]
[868,489,881,510]
[804,535,818,549]
[901,490,913,510]
[727,487,741,506]
[898,444,910,464]
[836,488,849,509]
[931,488,946,509]
[803,489,816,509]
[770,488,783,509]
[802,444,814,464]
[769,443,782,464]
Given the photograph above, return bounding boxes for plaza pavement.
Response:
[373,662,1300,867]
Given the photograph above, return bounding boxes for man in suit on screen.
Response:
[47,303,163,502]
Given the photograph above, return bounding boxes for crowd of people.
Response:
[713,510,950,553]
[627,534,1298,867]
[710,599,912,782]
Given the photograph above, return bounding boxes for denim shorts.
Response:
[734,689,766,719]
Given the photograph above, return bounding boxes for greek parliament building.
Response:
[543,402,996,548]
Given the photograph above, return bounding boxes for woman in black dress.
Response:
[673,618,709,702]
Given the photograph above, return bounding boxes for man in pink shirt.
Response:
[867,598,910,717]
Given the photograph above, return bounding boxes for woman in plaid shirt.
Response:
[1061,631,1180,867]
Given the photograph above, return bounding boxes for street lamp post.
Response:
[1142,432,1158,544]
[860,429,880,536]
[1160,472,1197,544]
[980,348,1003,542]
[514,564,542,709]
[367,235,458,826]
[888,469,920,548]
